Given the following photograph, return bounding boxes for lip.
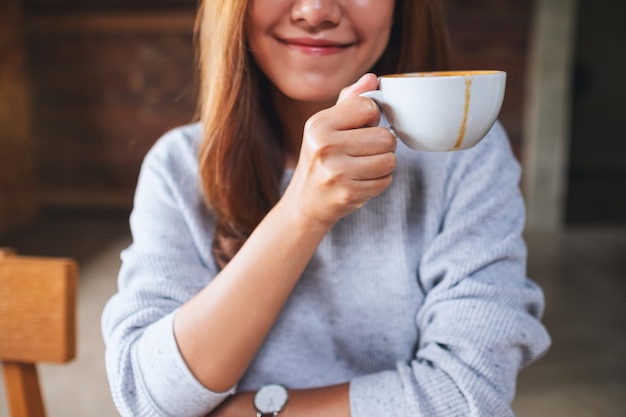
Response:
[278,37,354,55]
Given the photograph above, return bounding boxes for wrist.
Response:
[272,197,334,238]
[278,176,339,232]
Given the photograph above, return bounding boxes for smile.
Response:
[278,37,354,56]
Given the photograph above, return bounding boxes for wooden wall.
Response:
[0,0,37,232]
[0,0,534,230]
[24,6,197,208]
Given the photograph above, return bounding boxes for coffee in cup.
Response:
[361,70,506,151]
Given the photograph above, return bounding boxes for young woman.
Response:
[102,0,551,416]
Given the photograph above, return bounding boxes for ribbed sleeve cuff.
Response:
[349,370,405,417]
[136,312,235,416]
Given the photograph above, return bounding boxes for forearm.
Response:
[210,384,351,417]
[174,197,331,392]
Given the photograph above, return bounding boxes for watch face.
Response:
[254,384,288,414]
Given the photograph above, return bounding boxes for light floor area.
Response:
[1,210,625,416]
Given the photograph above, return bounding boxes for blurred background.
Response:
[1,0,624,416]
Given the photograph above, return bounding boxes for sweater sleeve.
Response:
[101,128,235,417]
[349,123,551,417]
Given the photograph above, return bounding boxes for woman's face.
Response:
[247,0,395,104]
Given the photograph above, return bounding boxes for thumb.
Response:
[337,73,379,103]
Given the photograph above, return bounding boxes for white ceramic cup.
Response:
[361,70,506,151]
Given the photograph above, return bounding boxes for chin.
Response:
[295,92,338,104]
[276,74,348,103]
[282,85,340,105]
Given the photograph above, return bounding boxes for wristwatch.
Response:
[254,384,288,417]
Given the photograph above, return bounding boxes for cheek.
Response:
[246,1,290,68]
[362,22,393,66]
[245,0,275,51]
[246,23,271,71]
[354,5,394,54]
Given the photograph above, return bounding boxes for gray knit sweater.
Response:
[102,121,550,417]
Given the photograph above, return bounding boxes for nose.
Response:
[291,0,342,29]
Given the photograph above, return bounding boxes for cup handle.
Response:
[359,90,394,134]
[360,89,383,104]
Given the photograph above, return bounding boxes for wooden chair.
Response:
[0,248,77,417]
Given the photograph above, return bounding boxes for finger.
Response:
[337,73,379,103]
[337,126,396,157]
[344,152,397,181]
[320,148,395,183]
[308,95,380,134]
[344,173,394,202]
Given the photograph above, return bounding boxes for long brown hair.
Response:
[195,0,451,268]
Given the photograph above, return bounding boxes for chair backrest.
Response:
[0,248,77,417]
